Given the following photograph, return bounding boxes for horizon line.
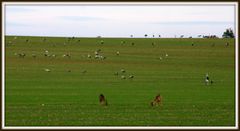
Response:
[5,35,229,39]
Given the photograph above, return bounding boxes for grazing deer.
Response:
[99,94,108,106]
[151,94,162,107]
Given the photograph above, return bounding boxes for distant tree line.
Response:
[222,28,235,38]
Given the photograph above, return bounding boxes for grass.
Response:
[5,36,235,126]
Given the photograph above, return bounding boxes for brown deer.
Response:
[151,94,162,107]
[99,94,108,106]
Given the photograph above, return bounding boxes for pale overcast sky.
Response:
[5,4,235,38]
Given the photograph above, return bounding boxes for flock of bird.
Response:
[8,36,230,82]
[9,37,162,80]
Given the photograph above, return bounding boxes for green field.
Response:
[5,36,235,126]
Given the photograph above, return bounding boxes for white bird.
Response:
[116,51,120,55]
[100,55,106,60]
[87,54,91,58]
[205,73,210,85]
[62,54,70,58]
[129,75,134,79]
[165,54,168,57]
[121,69,126,73]
[159,57,162,60]
[44,68,51,72]
[95,55,100,59]
[121,75,126,79]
